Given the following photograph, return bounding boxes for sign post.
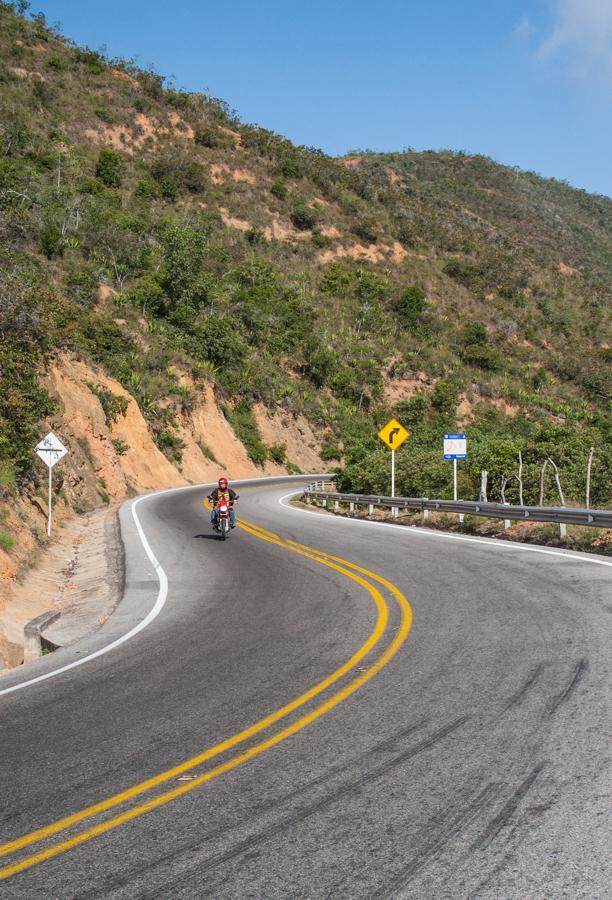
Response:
[378,419,409,515]
[35,432,68,536]
[443,433,467,522]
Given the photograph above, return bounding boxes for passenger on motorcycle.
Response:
[207,477,238,529]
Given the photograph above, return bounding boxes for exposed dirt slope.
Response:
[0,354,324,664]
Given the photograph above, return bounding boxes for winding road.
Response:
[1,477,611,899]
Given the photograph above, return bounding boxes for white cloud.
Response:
[514,15,535,41]
[538,0,612,81]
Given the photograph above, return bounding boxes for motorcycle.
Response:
[214,500,232,540]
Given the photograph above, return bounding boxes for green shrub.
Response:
[94,107,116,125]
[277,153,304,179]
[194,125,234,148]
[459,322,502,371]
[96,149,123,188]
[111,438,129,456]
[320,443,342,461]
[155,429,185,462]
[0,531,15,553]
[246,225,265,245]
[0,460,17,492]
[40,221,63,259]
[158,175,179,202]
[394,285,427,328]
[88,384,129,424]
[291,202,317,231]
[45,54,68,71]
[268,443,287,464]
[270,179,288,200]
[224,402,268,465]
[197,440,218,463]
[352,217,380,243]
[73,46,106,72]
[311,230,332,248]
[134,173,161,199]
[65,270,97,307]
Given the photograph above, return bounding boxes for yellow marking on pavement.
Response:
[0,518,411,881]
[239,517,411,627]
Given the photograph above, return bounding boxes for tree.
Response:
[395,285,427,328]
[291,202,317,231]
[95,149,123,188]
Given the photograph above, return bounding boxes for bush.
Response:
[194,125,234,149]
[45,54,68,71]
[111,438,129,456]
[155,429,185,462]
[352,217,380,243]
[320,443,342,461]
[311,230,332,248]
[268,443,287,464]
[0,531,15,553]
[0,460,17,492]
[270,179,288,200]
[291,202,317,231]
[459,322,502,371]
[95,107,116,125]
[278,153,304,179]
[246,225,265,245]
[224,402,268,465]
[40,221,63,259]
[395,285,427,328]
[134,173,161,199]
[96,149,123,188]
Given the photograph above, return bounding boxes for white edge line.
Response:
[278,492,612,568]
[0,491,169,698]
[0,475,322,699]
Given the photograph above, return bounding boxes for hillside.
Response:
[348,150,612,286]
[0,0,611,570]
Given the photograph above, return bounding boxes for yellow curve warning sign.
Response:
[378,419,409,450]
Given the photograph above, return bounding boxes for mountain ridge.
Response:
[0,0,610,559]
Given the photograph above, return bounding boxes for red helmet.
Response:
[218,477,228,487]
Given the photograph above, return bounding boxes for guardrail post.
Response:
[334,500,339,511]
[368,503,374,515]
[422,499,429,522]
[392,506,398,518]
[503,503,510,530]
[349,501,354,513]
[322,498,327,507]
[559,523,567,539]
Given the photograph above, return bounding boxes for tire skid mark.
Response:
[503,663,544,712]
[547,658,588,717]
[84,717,468,900]
[469,786,562,899]
[470,762,546,851]
[373,783,502,899]
[254,715,431,818]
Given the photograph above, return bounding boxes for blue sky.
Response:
[35,0,612,197]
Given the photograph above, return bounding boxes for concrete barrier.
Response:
[23,611,61,662]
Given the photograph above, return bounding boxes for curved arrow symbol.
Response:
[389,427,401,445]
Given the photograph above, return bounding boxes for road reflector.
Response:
[378,419,409,450]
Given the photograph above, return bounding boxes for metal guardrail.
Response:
[304,482,612,528]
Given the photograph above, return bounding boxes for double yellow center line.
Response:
[0,515,412,881]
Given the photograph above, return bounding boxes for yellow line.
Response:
[0,527,386,861]
[240,517,407,605]
[0,524,412,879]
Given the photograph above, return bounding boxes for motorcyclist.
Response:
[207,477,238,530]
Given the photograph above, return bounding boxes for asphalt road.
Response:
[1,477,611,899]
